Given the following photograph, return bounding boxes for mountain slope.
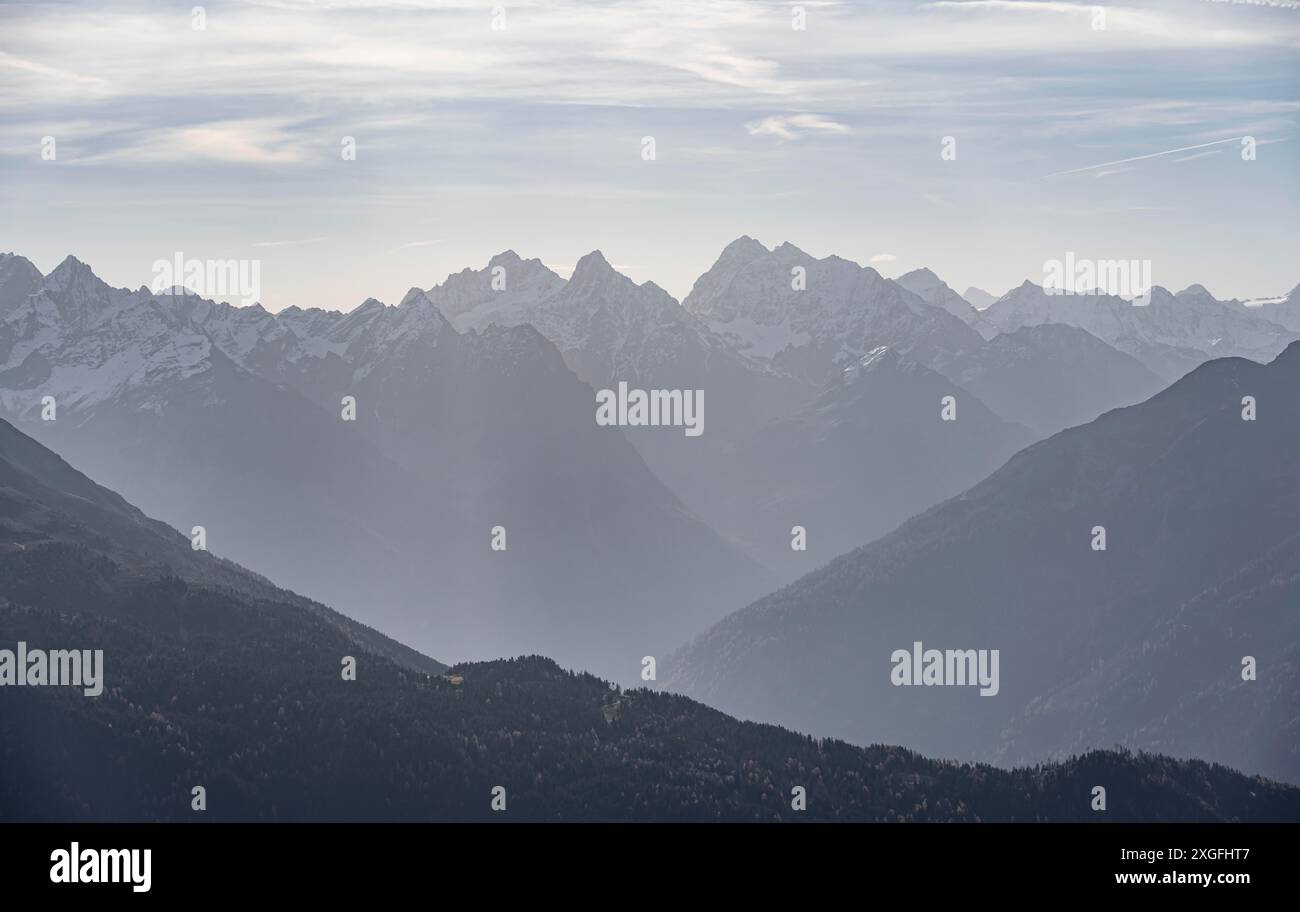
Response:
[443,249,815,526]
[0,260,479,655]
[0,253,41,317]
[0,428,1293,821]
[323,297,776,674]
[946,324,1167,436]
[708,346,1033,578]
[0,256,771,680]
[963,287,997,310]
[0,417,443,675]
[895,268,996,339]
[665,344,1300,784]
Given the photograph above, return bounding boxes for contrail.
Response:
[1039,137,1245,178]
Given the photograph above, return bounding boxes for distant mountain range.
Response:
[0,252,769,681]
[2,241,1296,679]
[2,416,1296,821]
[1241,283,1300,333]
[665,342,1300,785]
[981,281,1296,383]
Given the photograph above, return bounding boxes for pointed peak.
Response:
[50,254,94,277]
[720,235,769,258]
[396,289,453,333]
[355,297,387,313]
[896,267,946,294]
[44,255,109,294]
[773,241,808,257]
[962,286,995,309]
[577,249,612,268]
[399,287,428,308]
[0,252,41,276]
[569,250,619,286]
[900,267,941,284]
[488,249,523,268]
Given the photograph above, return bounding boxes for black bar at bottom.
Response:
[1,822,1290,898]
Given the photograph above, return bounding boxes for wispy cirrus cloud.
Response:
[745,113,851,140]
[389,240,442,252]
[252,236,329,248]
[71,119,312,165]
[1,0,1296,308]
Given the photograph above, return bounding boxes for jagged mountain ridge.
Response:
[981,280,1298,382]
[682,237,987,384]
[0,255,771,681]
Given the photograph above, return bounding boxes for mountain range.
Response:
[665,342,1300,785]
[2,241,1296,681]
[981,281,1296,383]
[2,415,1295,820]
[0,253,769,681]
[1242,283,1300,333]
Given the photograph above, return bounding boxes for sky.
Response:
[1,0,1298,311]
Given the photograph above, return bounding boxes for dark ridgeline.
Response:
[666,343,1300,786]
[2,416,1297,821]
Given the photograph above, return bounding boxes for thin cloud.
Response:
[745,114,852,141]
[390,240,443,252]
[76,119,311,165]
[870,253,898,263]
[252,237,329,248]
